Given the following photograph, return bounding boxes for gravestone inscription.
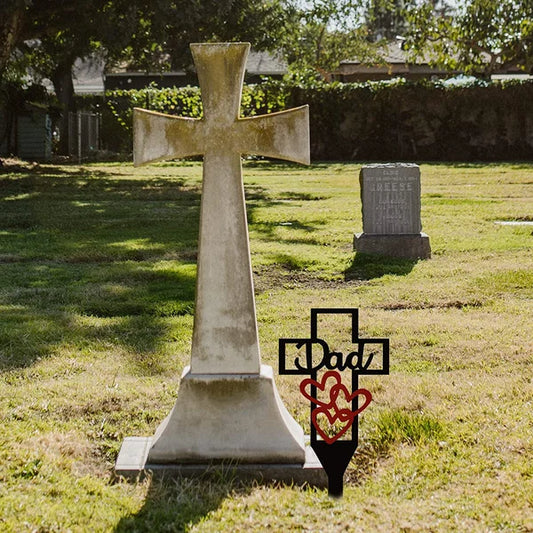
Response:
[354,163,431,259]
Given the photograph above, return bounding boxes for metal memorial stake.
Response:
[280,308,390,497]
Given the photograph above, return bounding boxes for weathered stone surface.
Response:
[354,232,431,259]
[354,163,431,259]
[116,43,310,470]
[134,43,309,375]
[115,438,327,487]
[360,163,421,235]
[147,366,305,464]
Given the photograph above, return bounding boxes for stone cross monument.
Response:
[116,43,322,480]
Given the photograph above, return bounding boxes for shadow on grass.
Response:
[0,170,200,372]
[0,160,115,178]
[245,184,328,246]
[0,163,331,373]
[0,267,196,375]
[115,475,253,532]
[0,162,361,373]
[344,253,417,281]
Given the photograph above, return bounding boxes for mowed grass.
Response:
[0,159,532,532]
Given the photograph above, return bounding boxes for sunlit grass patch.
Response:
[475,269,533,298]
[366,409,446,455]
[0,160,532,531]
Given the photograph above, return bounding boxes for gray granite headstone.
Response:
[354,164,431,259]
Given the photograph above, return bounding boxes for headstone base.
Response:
[354,232,431,260]
[115,437,326,487]
[123,365,306,465]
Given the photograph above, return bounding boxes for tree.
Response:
[365,0,409,42]
[0,0,139,153]
[280,0,381,81]
[0,0,28,77]
[124,0,290,71]
[403,0,533,77]
[0,1,35,157]
[1,0,292,155]
[23,0,141,153]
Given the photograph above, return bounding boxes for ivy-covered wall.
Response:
[76,84,288,154]
[77,80,533,161]
[287,80,533,161]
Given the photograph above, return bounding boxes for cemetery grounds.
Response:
[0,159,531,531]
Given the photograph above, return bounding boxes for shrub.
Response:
[76,79,533,160]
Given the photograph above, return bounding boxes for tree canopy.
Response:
[280,0,382,81]
[365,0,409,41]
[124,0,290,71]
[2,0,533,157]
[1,0,292,153]
[404,0,533,77]
[3,0,533,90]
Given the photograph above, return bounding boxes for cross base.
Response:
[354,232,431,259]
[120,365,307,465]
[115,437,326,487]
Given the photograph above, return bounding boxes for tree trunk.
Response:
[52,61,76,156]
[0,0,26,76]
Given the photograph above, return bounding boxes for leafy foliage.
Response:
[281,0,382,80]
[291,77,533,160]
[123,0,291,71]
[404,0,533,76]
[0,0,27,76]
[365,0,409,41]
[86,82,290,152]
[1,0,293,154]
[81,78,533,160]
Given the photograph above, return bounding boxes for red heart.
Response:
[300,370,373,444]
[330,383,372,417]
[309,382,372,444]
[300,370,342,408]
[312,406,355,444]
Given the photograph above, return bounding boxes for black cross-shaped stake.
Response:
[279,308,389,497]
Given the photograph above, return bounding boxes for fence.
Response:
[68,111,101,162]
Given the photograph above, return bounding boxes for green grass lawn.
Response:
[0,159,532,532]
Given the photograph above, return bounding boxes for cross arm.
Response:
[238,105,310,165]
[133,108,205,166]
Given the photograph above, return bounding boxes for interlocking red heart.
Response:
[300,370,372,444]
[300,369,342,407]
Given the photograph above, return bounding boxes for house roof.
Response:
[338,41,530,78]
[335,41,460,79]
[338,41,448,70]
[69,50,286,94]
[106,50,286,77]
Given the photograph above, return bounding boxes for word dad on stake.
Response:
[279,308,390,497]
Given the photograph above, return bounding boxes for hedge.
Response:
[76,79,533,161]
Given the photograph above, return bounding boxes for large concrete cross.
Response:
[134,42,309,375]
[115,43,316,470]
